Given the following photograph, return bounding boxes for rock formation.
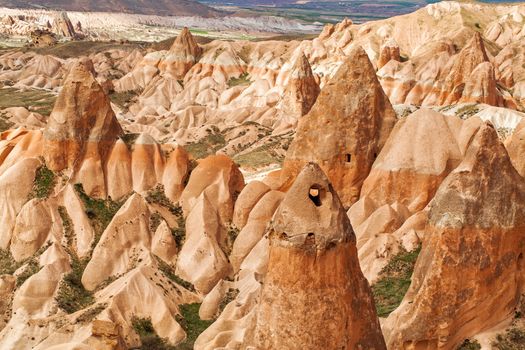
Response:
[43,58,122,174]
[385,123,525,349]
[281,46,397,207]
[377,38,401,69]
[53,12,76,38]
[250,163,386,349]
[159,27,202,80]
[176,155,244,293]
[275,53,320,133]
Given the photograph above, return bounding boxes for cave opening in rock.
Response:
[309,185,323,207]
[345,153,352,163]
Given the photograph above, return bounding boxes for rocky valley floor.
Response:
[2,1,525,349]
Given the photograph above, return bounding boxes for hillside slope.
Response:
[0,0,223,17]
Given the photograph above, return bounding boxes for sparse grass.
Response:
[55,253,94,314]
[15,259,41,288]
[0,249,21,276]
[175,303,214,349]
[493,328,525,349]
[458,339,482,350]
[184,127,226,159]
[74,183,123,245]
[218,288,239,315]
[132,317,177,350]
[456,104,480,120]
[0,115,13,132]
[146,185,181,216]
[76,303,106,324]
[372,246,421,317]
[109,89,142,113]
[155,256,195,293]
[150,212,163,233]
[29,163,56,199]
[233,140,285,169]
[58,206,74,248]
[227,72,251,88]
[0,87,56,116]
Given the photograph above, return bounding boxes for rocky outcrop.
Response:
[385,123,525,349]
[460,61,500,105]
[159,27,202,80]
[274,53,320,133]
[438,32,492,105]
[282,46,397,207]
[53,12,76,38]
[43,58,122,174]
[351,109,482,280]
[250,163,385,349]
[377,38,401,69]
[176,155,244,293]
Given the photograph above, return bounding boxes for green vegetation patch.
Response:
[458,339,482,350]
[184,126,226,160]
[29,163,56,200]
[132,317,177,350]
[0,87,56,117]
[233,147,283,169]
[0,114,14,132]
[492,327,525,349]
[155,256,195,293]
[175,303,214,349]
[76,303,106,324]
[55,253,94,314]
[227,72,251,88]
[0,249,21,276]
[109,89,142,113]
[372,246,421,318]
[456,104,480,120]
[74,183,123,242]
[15,259,41,288]
[218,288,239,315]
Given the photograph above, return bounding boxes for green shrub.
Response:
[218,288,239,315]
[492,327,525,349]
[155,256,195,292]
[55,254,94,314]
[184,127,226,159]
[58,206,74,248]
[372,246,421,317]
[74,183,123,244]
[458,339,481,350]
[227,72,251,87]
[16,259,41,288]
[146,185,181,216]
[76,303,106,323]
[30,164,56,199]
[0,249,20,275]
[175,303,214,349]
[131,317,176,350]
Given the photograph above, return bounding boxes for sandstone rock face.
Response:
[437,32,493,105]
[282,46,397,207]
[177,155,245,293]
[43,58,122,173]
[275,53,320,133]
[159,27,202,79]
[460,61,500,105]
[507,118,525,177]
[250,163,386,349]
[53,12,76,38]
[351,109,482,280]
[377,38,401,69]
[385,123,525,349]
